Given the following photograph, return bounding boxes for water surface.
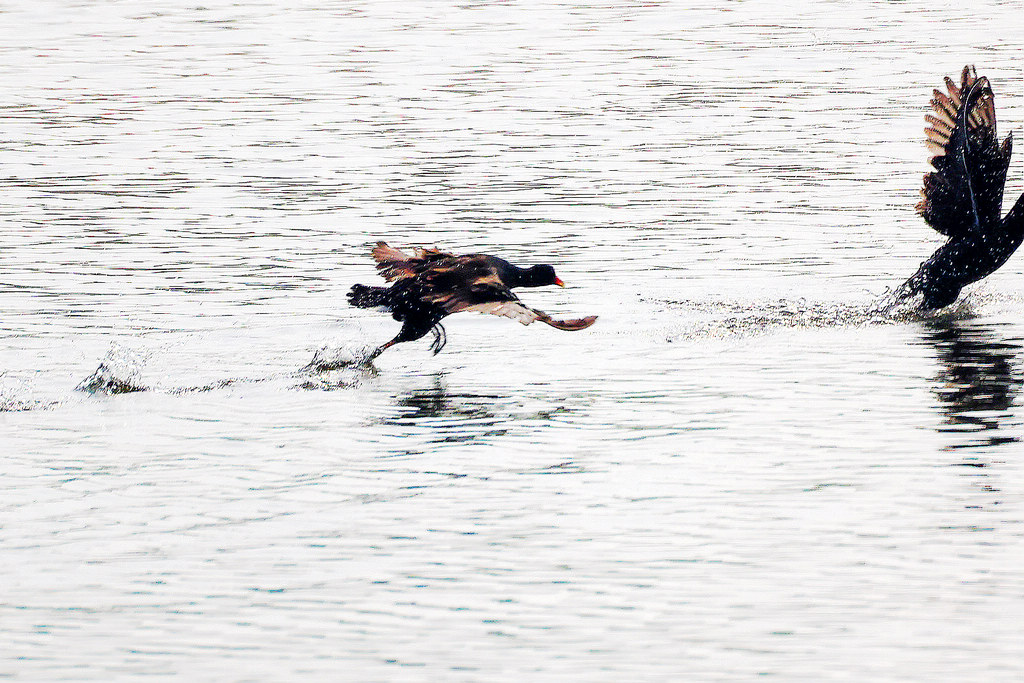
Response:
[4,1,1024,680]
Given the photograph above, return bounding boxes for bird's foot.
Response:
[429,324,447,355]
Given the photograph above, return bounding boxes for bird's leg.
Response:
[365,320,434,363]
[429,323,447,355]
[364,339,397,363]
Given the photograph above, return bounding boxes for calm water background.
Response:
[3,1,1024,680]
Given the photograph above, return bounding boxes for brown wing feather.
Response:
[370,241,456,282]
[916,65,1012,237]
[534,312,599,331]
[371,241,417,282]
[371,241,412,265]
[414,247,448,260]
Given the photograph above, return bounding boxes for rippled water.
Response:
[4,1,1024,680]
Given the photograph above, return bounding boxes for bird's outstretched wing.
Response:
[463,301,599,331]
[371,241,454,282]
[372,245,598,331]
[917,65,1013,237]
[425,274,597,331]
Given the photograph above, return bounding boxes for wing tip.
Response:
[372,241,413,264]
[545,315,598,331]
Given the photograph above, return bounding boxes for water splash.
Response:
[166,378,243,395]
[75,362,147,395]
[656,291,985,341]
[68,342,376,400]
[75,343,149,395]
[302,344,376,372]
[0,373,58,412]
[294,374,364,391]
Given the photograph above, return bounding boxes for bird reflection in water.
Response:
[925,318,1023,457]
[382,374,508,446]
[381,374,582,452]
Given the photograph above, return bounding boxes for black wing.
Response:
[916,65,1013,237]
[419,264,521,313]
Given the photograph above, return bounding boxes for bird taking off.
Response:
[347,242,597,361]
[894,66,1024,310]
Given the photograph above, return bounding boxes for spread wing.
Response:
[372,245,598,331]
[370,241,454,282]
[917,65,1013,237]
[424,269,598,331]
[464,301,599,331]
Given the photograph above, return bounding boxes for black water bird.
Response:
[896,66,1024,310]
[347,242,597,360]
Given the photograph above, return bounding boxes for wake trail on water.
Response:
[73,343,378,397]
[7,291,1021,411]
[0,343,377,411]
[649,289,1009,341]
[0,373,61,413]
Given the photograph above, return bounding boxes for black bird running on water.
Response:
[347,242,597,361]
[895,66,1024,310]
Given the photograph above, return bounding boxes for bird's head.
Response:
[523,264,565,288]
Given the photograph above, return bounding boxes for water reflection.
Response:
[383,374,509,446]
[924,319,1023,453]
[380,374,586,456]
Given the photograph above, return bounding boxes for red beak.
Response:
[553,277,565,288]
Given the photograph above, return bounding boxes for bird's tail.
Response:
[347,284,390,309]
